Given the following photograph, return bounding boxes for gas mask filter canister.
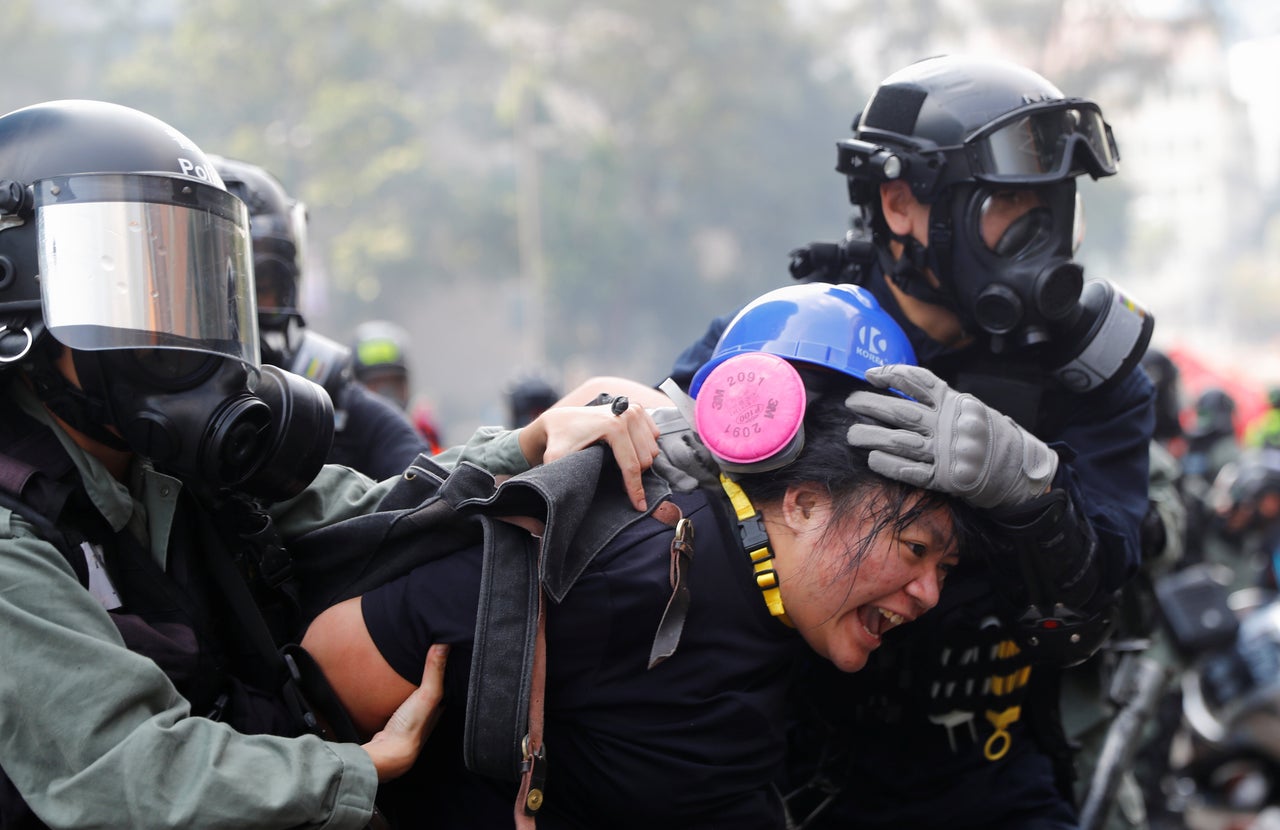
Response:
[75,349,335,501]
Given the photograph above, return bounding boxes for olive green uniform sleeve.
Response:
[0,511,379,830]
[271,426,530,538]
[430,425,531,475]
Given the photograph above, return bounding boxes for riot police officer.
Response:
[0,100,664,830]
[210,156,430,481]
[0,99,447,829]
[669,55,1156,830]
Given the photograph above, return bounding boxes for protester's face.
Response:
[779,492,958,673]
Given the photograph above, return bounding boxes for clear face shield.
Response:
[290,198,309,286]
[35,172,260,368]
[30,173,334,499]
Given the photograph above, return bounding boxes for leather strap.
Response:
[648,515,693,668]
[514,580,548,828]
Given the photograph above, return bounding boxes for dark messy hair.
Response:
[731,368,975,576]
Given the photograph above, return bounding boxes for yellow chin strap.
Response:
[719,474,792,628]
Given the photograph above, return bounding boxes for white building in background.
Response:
[1229,34,1280,190]
[1107,15,1256,341]
[1038,0,1278,380]
[826,0,1280,380]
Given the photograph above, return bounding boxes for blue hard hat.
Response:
[689,283,916,397]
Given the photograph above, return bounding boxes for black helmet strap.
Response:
[22,348,131,453]
[878,190,960,315]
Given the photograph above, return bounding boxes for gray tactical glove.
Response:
[845,364,1059,509]
[650,407,721,492]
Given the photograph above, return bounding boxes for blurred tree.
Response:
[478,1,852,376]
[1,0,76,114]
[104,0,517,304]
[96,0,853,407]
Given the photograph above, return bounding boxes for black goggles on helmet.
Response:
[840,99,1119,198]
[963,99,1119,184]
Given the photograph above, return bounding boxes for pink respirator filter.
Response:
[694,352,806,472]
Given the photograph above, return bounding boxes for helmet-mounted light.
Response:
[837,136,947,203]
[835,138,904,181]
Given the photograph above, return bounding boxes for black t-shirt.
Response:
[361,489,804,829]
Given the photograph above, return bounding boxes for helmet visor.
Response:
[965,100,1119,184]
[36,173,259,366]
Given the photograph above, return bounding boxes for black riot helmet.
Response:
[0,100,332,501]
[835,56,1151,392]
[1191,388,1237,442]
[209,155,309,368]
[1141,348,1184,442]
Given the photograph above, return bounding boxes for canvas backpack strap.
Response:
[461,461,691,829]
[514,581,547,830]
[463,515,543,774]
[496,515,550,830]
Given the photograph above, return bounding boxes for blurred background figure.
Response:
[211,155,429,480]
[1245,386,1280,451]
[504,371,561,428]
[1177,389,1239,486]
[1207,448,1280,590]
[1141,349,1187,456]
[408,397,446,455]
[1182,387,1243,559]
[351,320,413,411]
[1185,388,1242,484]
[350,320,446,453]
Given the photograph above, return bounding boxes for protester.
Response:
[301,283,977,828]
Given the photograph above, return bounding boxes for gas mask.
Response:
[31,170,334,500]
[72,349,334,501]
[840,91,1151,392]
[254,252,306,369]
[936,180,1153,393]
[945,180,1083,347]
